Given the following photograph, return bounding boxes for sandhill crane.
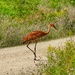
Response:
[22,24,57,60]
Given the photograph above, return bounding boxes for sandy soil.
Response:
[0,36,75,75]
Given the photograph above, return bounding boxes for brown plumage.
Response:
[22,31,47,43]
[22,23,57,60]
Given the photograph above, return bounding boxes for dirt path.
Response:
[0,36,75,75]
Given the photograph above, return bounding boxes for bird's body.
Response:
[22,30,47,43]
[22,24,57,61]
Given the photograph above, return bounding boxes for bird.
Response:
[22,23,57,60]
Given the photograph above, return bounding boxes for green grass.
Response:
[38,41,75,75]
[0,0,40,17]
[0,0,75,47]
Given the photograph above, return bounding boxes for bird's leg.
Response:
[27,42,35,55]
[34,41,37,60]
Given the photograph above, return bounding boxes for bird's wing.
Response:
[30,31,46,37]
[22,31,46,42]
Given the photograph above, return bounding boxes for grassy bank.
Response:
[0,0,75,47]
[37,41,75,75]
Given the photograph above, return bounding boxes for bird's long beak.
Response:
[54,26,58,30]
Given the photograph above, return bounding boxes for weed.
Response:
[42,42,75,75]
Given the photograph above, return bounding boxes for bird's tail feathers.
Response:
[22,41,27,44]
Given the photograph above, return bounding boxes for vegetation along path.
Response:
[0,36,75,75]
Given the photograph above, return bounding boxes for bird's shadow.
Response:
[35,59,47,62]
[34,57,47,66]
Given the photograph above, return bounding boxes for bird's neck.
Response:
[45,25,51,34]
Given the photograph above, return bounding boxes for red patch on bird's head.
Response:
[50,23,55,27]
[50,23,58,30]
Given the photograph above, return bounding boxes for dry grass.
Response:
[0,0,75,47]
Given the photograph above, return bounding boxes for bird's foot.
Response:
[34,58,36,60]
[34,57,41,62]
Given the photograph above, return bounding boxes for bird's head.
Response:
[50,23,58,30]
